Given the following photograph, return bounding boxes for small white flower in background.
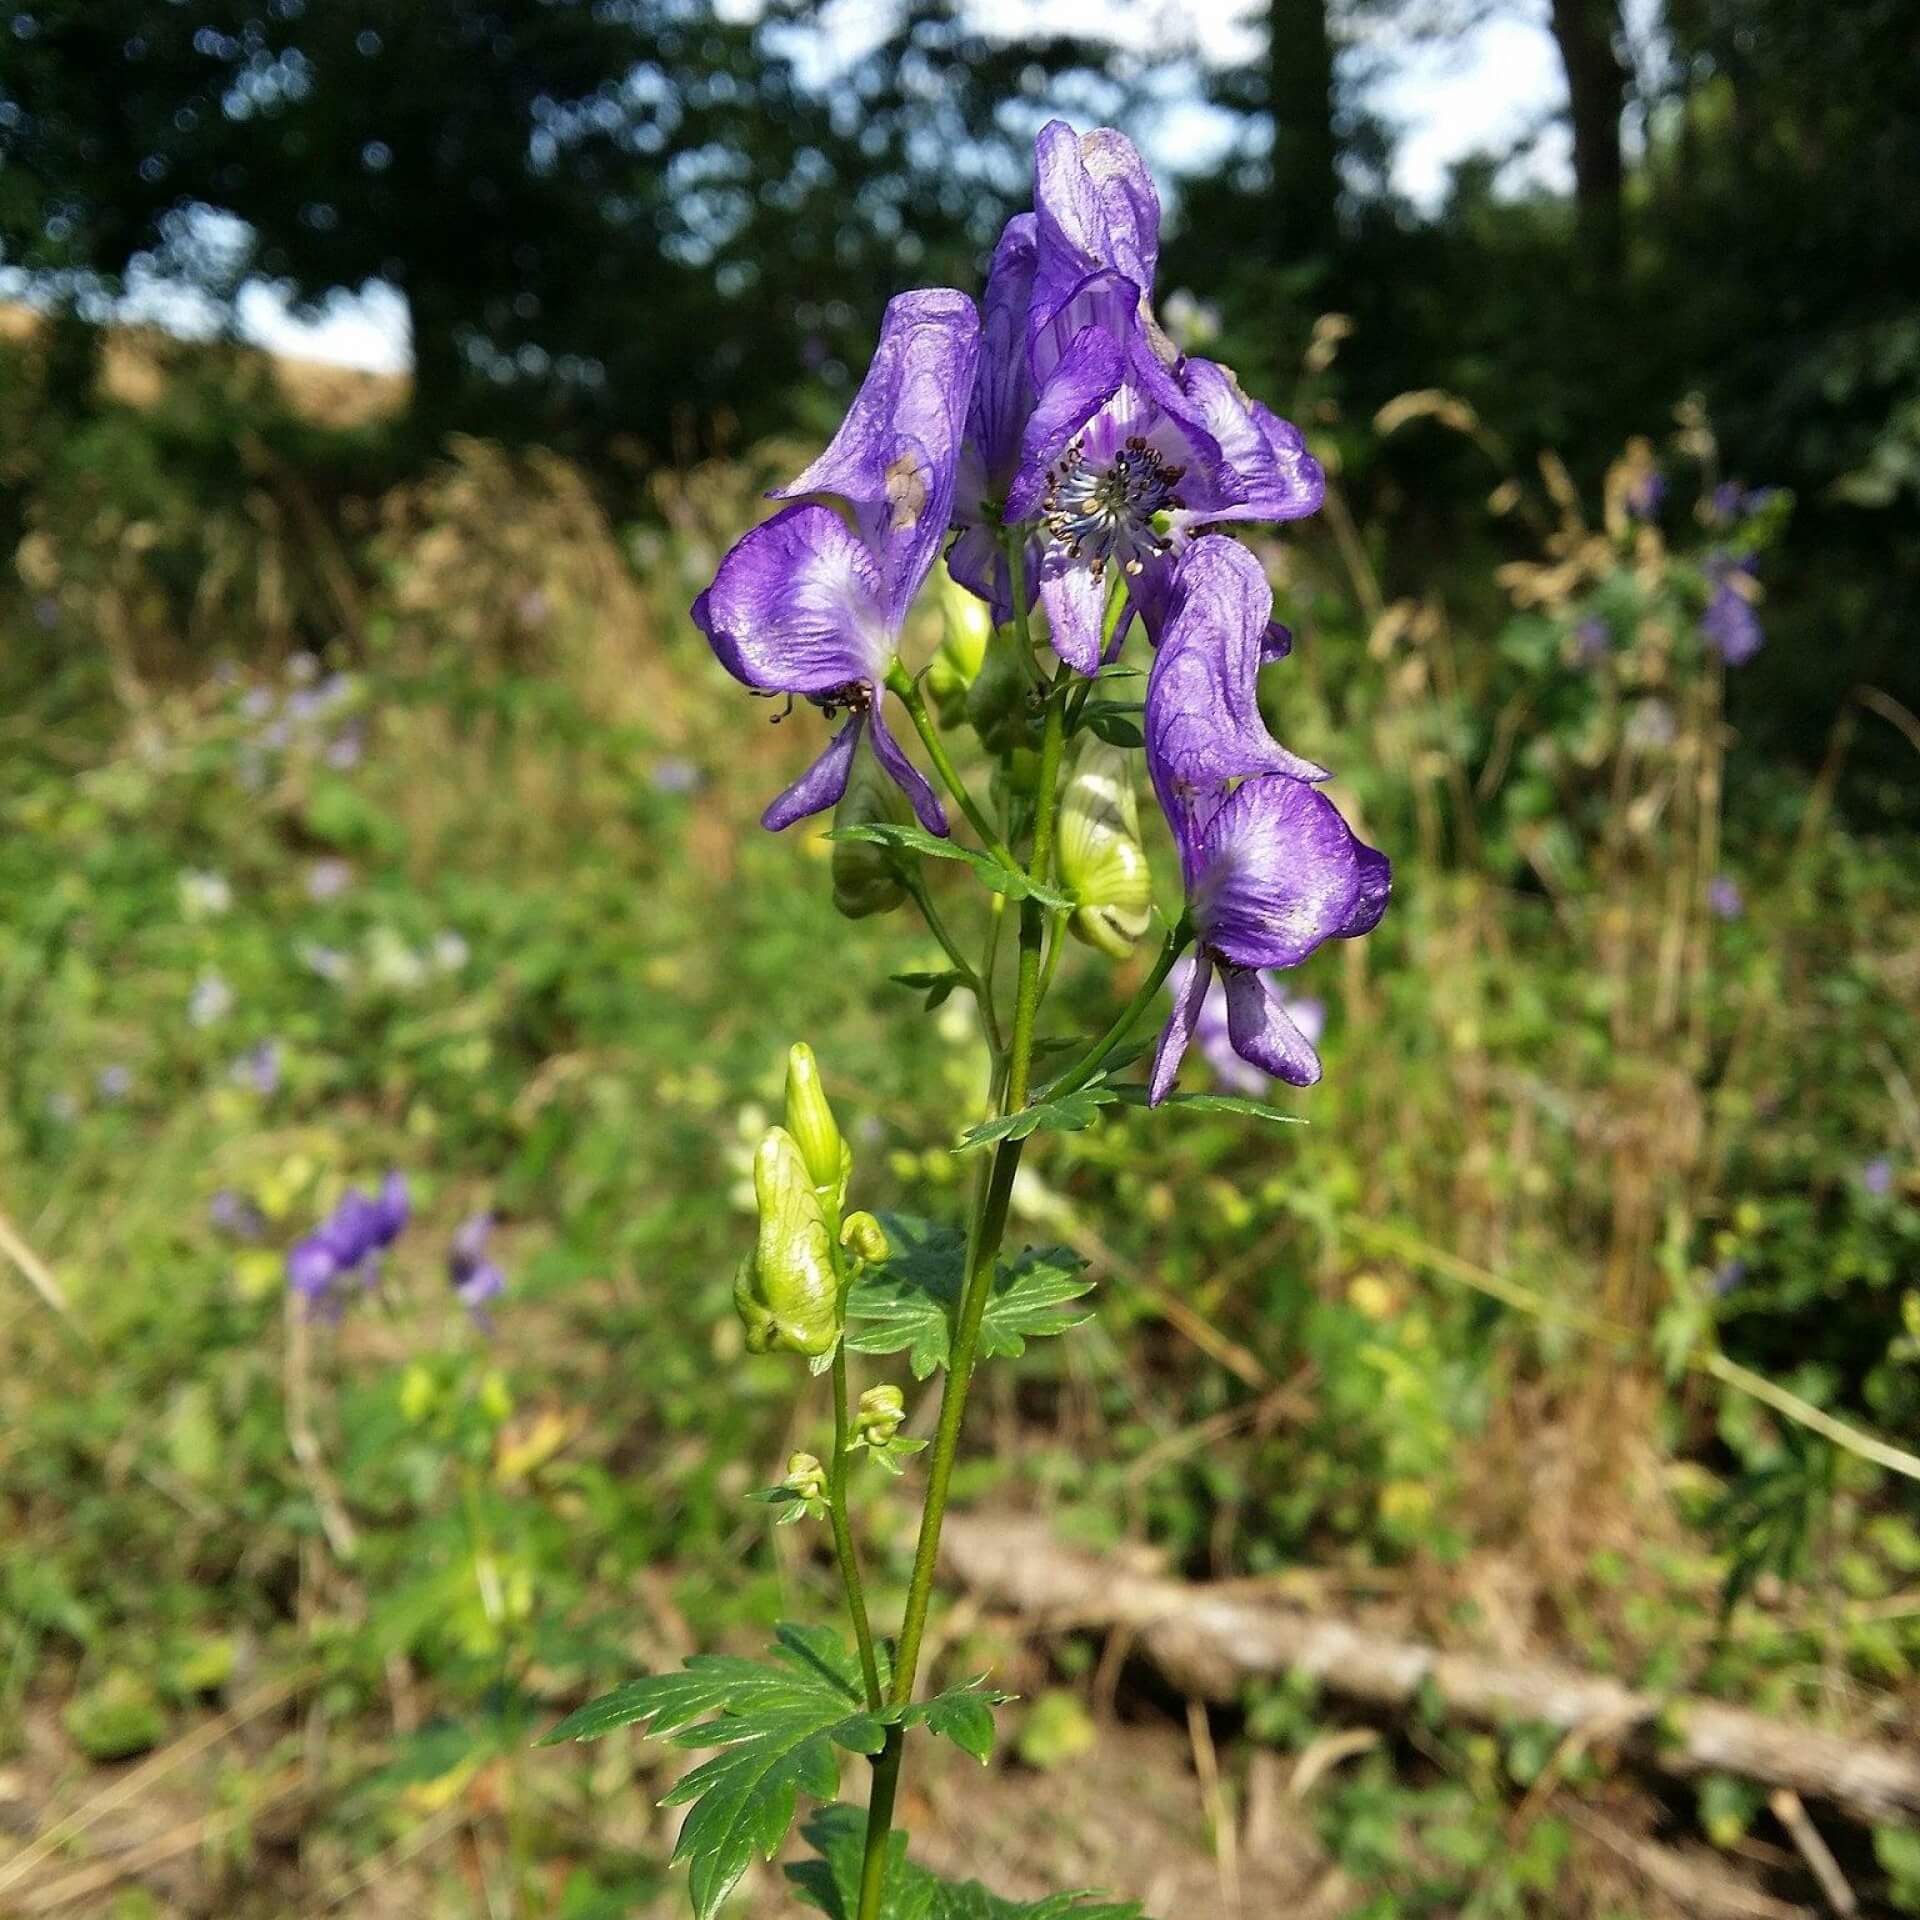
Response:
[96,1064,132,1101]
[188,972,235,1028]
[431,931,470,973]
[366,928,428,992]
[305,858,353,902]
[240,686,275,721]
[726,1102,768,1213]
[287,650,320,685]
[935,992,978,1047]
[179,869,233,920]
[1011,1165,1077,1231]
[297,940,354,986]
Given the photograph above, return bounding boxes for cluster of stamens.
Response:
[1041,435,1186,579]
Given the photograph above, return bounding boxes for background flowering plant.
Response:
[544,122,1391,1920]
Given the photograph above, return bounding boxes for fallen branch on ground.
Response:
[941,1515,1920,1825]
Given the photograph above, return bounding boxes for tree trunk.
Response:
[1268,0,1340,268]
[1548,0,1628,270]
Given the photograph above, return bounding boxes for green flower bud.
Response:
[965,635,1042,755]
[928,572,992,721]
[852,1383,906,1449]
[784,1042,850,1201]
[1058,738,1153,959]
[734,1127,840,1356]
[783,1450,829,1503]
[831,735,910,919]
[839,1210,890,1264]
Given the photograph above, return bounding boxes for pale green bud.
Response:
[1058,738,1153,959]
[783,1450,829,1502]
[733,1127,840,1356]
[784,1043,850,1200]
[928,571,993,721]
[831,735,910,919]
[839,1210,890,1264]
[853,1383,906,1449]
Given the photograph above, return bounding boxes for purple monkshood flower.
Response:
[693,289,981,834]
[1707,876,1744,922]
[1574,616,1610,664]
[448,1213,507,1327]
[1626,470,1666,521]
[957,122,1322,672]
[1195,972,1326,1098]
[1143,541,1388,1101]
[1703,554,1763,665]
[287,1173,410,1316]
[1863,1157,1894,1198]
[230,1039,281,1096]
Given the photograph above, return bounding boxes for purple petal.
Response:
[1262,620,1294,661]
[1007,321,1128,522]
[456,1261,506,1310]
[372,1172,409,1247]
[867,701,948,836]
[762,712,862,832]
[451,1212,494,1270]
[321,1189,381,1265]
[774,288,981,617]
[1146,539,1327,843]
[1194,975,1271,1097]
[1176,363,1325,523]
[1148,951,1213,1106]
[946,522,1033,629]
[1223,967,1323,1087]
[1191,775,1386,970]
[696,503,893,696]
[287,1237,339,1299]
[1032,120,1160,323]
[1036,548,1108,675]
[966,214,1038,493]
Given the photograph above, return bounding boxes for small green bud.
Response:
[928,571,992,721]
[965,634,1042,754]
[784,1043,850,1200]
[852,1383,906,1449]
[839,1210,890,1264]
[1057,738,1153,958]
[831,735,910,919]
[783,1450,829,1502]
[733,1127,840,1357]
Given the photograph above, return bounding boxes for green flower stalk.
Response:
[733,1127,841,1357]
[1058,737,1153,959]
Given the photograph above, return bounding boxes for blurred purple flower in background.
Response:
[650,757,703,795]
[1864,1157,1894,1198]
[288,1173,410,1316]
[1573,616,1610,664]
[1703,554,1763,665]
[1626,471,1665,521]
[96,1063,132,1101]
[448,1213,508,1328]
[1710,1257,1746,1297]
[1707,876,1744,921]
[324,726,365,771]
[230,1040,281,1096]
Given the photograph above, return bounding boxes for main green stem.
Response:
[854,673,1071,1920]
[828,1346,883,1711]
[885,663,1019,872]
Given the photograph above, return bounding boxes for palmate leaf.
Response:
[539,1624,888,1920]
[957,1077,1308,1151]
[844,1215,1094,1379]
[828,823,1074,911]
[789,1804,1145,1920]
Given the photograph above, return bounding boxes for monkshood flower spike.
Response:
[694,288,980,833]
[288,1172,409,1316]
[967,122,1324,671]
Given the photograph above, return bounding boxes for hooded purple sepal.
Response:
[1146,538,1328,846]
[449,1213,507,1328]
[773,287,982,616]
[1031,119,1161,328]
